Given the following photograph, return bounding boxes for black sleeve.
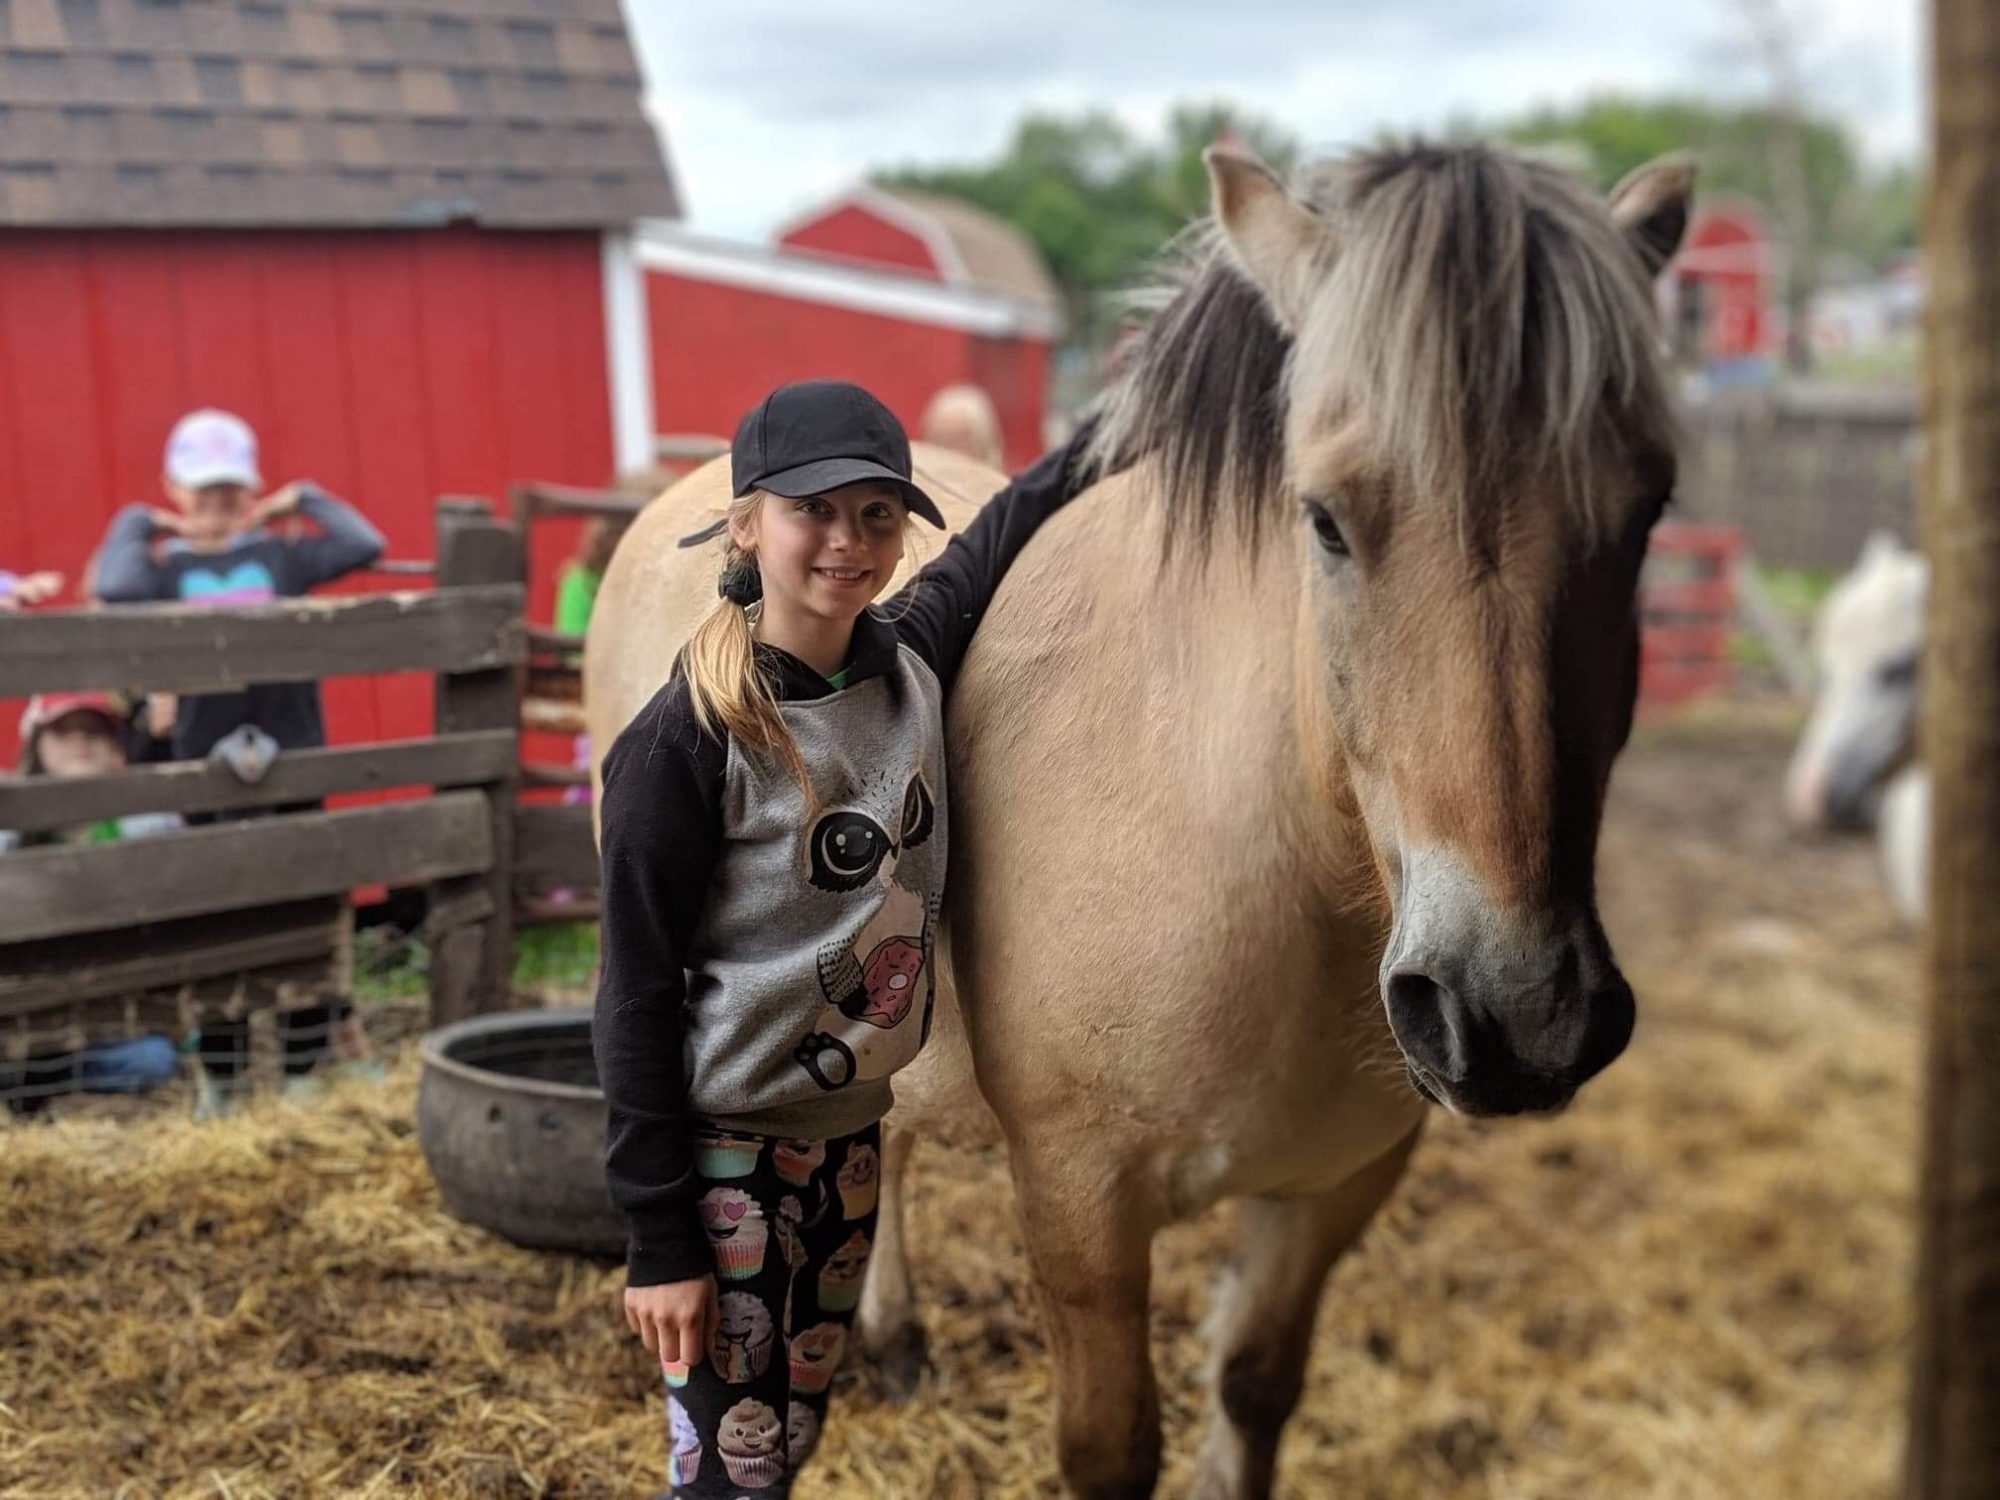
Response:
[888,420,1098,694]
[592,674,729,1287]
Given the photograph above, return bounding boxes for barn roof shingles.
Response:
[875,186,1065,315]
[0,0,678,228]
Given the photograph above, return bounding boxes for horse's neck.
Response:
[1090,481,1373,902]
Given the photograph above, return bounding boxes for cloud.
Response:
[626,0,1921,237]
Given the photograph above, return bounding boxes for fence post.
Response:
[428,497,523,1026]
[1909,1,2000,1494]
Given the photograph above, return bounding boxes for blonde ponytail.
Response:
[681,495,818,809]
[680,484,931,815]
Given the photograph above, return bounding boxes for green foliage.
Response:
[348,918,600,1004]
[1492,94,1914,272]
[876,102,1303,350]
[512,922,600,994]
[874,93,1917,361]
[1753,561,1839,622]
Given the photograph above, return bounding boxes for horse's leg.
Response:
[1190,1129,1421,1500]
[855,1121,928,1393]
[1017,1153,1164,1499]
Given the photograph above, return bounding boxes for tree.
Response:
[1491,92,1917,372]
[875,103,1302,354]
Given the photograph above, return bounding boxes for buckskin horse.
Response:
[587,139,1694,1498]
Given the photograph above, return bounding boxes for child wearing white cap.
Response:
[93,409,385,760]
[92,409,385,1095]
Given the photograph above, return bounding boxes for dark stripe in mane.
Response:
[1092,230,1293,556]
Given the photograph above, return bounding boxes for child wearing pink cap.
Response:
[2,693,181,1115]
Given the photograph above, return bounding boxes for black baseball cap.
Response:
[731,380,945,529]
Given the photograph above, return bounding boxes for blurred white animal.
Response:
[1784,532,1928,924]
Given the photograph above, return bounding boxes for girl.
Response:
[593,379,1094,1495]
[95,408,384,1088]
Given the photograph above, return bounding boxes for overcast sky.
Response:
[625,0,1923,241]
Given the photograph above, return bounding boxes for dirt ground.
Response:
[0,707,1917,1498]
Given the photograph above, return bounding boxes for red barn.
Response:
[1669,199,1778,382]
[645,186,1064,469]
[0,0,675,757]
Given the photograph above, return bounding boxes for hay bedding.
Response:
[1,711,1912,1499]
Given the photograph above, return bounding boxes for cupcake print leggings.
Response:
[664,1121,881,1495]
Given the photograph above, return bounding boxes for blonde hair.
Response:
[679,489,928,811]
[920,385,1004,468]
[681,491,816,806]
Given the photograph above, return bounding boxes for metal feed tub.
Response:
[417,1008,624,1257]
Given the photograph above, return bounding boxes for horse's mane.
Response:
[1090,141,1676,556]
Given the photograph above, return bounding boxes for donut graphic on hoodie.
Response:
[800,774,938,1090]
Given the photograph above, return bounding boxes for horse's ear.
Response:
[1207,146,1337,331]
[1609,154,1697,279]
[1859,529,1908,567]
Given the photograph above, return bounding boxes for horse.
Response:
[1784,532,1928,924]
[585,140,1693,1498]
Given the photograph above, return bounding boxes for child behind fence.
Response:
[92,408,385,1090]
[1,693,181,1115]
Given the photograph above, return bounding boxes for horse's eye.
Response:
[1878,653,1919,689]
[1304,501,1350,557]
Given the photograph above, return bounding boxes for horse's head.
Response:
[1785,533,1925,830]
[1198,143,1690,1117]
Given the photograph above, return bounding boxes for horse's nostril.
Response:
[1385,969,1460,1076]
[1575,977,1637,1079]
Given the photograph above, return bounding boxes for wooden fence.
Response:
[1678,384,1916,572]
[0,496,607,1068]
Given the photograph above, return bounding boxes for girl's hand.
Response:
[624,1274,717,1369]
[0,570,62,609]
[146,508,190,537]
[247,482,304,529]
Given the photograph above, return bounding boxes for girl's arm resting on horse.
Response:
[888,419,1099,692]
[592,679,728,1287]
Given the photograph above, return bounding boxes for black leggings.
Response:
[664,1121,881,1496]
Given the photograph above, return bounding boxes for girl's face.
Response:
[38,714,125,779]
[168,481,255,545]
[736,482,908,623]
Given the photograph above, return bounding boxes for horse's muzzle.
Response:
[1385,967,1636,1117]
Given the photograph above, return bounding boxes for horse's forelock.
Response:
[1091,141,1677,557]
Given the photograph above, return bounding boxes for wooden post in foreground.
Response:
[1909,3,2000,1495]
[427,498,524,1027]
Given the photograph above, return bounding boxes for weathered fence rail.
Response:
[0,793,493,944]
[0,585,523,698]
[0,731,515,834]
[1678,383,1916,572]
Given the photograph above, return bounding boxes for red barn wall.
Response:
[777,204,943,282]
[0,225,613,762]
[647,268,1048,472]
